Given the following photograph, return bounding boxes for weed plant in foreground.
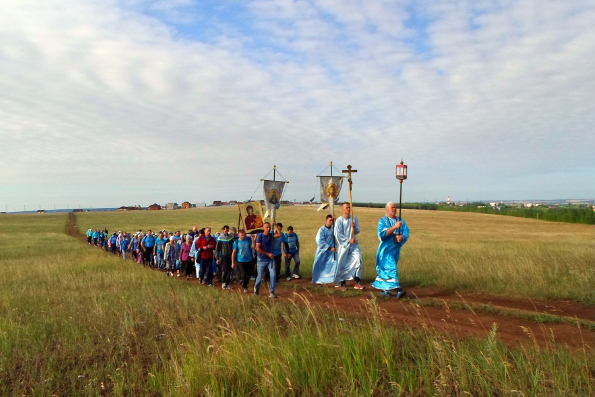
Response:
[0,213,594,395]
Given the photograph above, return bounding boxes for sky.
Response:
[1,0,594,211]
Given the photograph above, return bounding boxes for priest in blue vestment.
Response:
[371,202,409,298]
[312,214,338,284]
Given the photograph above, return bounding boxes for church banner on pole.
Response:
[238,201,265,233]
[318,176,343,214]
[263,180,285,221]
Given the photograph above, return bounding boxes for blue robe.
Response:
[312,225,337,284]
[333,215,363,283]
[371,216,409,291]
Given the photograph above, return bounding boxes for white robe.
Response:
[333,215,363,283]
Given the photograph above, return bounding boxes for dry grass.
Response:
[0,212,593,395]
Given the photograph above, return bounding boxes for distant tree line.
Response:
[352,202,438,210]
[353,202,594,224]
[437,204,595,224]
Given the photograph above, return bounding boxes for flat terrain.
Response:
[1,208,593,396]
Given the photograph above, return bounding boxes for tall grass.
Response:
[0,213,593,395]
[74,206,595,304]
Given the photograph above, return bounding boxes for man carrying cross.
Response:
[335,203,364,290]
[333,165,364,290]
[334,202,364,289]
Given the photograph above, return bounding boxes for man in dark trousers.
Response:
[215,225,235,290]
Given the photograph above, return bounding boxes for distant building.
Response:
[165,203,180,210]
[213,201,222,206]
[182,201,192,209]
[149,203,162,211]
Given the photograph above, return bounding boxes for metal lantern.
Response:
[396,161,408,181]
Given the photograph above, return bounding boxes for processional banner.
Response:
[263,180,285,221]
[238,201,265,233]
[318,176,343,213]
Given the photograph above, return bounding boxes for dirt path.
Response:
[126,262,595,350]
[70,217,594,351]
[277,280,594,349]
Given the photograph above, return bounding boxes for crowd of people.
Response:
[86,222,301,298]
[85,202,410,298]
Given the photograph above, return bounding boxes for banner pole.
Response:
[330,161,336,259]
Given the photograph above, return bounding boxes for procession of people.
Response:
[84,201,409,299]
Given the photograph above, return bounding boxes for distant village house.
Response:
[165,203,180,210]
[149,203,162,211]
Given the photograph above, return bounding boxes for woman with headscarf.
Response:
[164,236,178,277]
[179,235,194,280]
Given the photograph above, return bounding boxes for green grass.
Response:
[73,206,595,304]
[0,212,594,395]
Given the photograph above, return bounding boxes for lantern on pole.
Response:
[395,161,408,181]
[395,160,407,235]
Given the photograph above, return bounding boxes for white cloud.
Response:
[0,0,593,209]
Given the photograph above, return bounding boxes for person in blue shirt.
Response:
[371,202,409,298]
[87,229,93,245]
[109,233,118,255]
[99,229,106,249]
[232,229,253,293]
[284,225,301,281]
[120,232,130,260]
[272,223,289,283]
[255,222,277,298]
[101,230,108,252]
[131,234,139,262]
[154,232,167,271]
[93,229,100,246]
[141,230,156,267]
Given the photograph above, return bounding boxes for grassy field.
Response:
[1,210,594,396]
[74,206,595,304]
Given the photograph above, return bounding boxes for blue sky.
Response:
[1,0,594,210]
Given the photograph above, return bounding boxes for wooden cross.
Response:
[342,165,357,185]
